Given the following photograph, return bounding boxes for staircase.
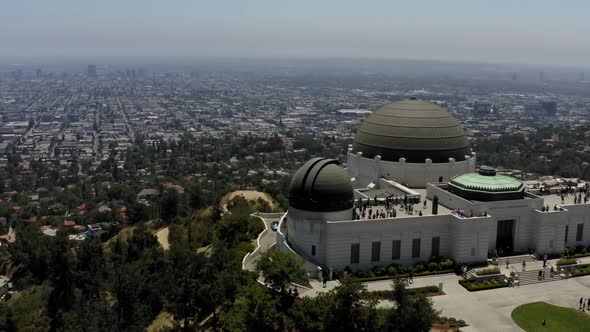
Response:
[494,254,537,267]
[513,266,562,286]
[465,269,478,279]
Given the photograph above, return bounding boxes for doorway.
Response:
[496,220,515,255]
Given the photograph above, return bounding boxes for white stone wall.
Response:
[531,209,567,255]
[286,207,352,265]
[320,214,492,270]
[347,151,476,188]
[449,215,493,263]
[285,181,590,272]
[562,204,590,248]
[426,183,481,215]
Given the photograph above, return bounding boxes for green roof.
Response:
[450,173,524,192]
[448,168,524,201]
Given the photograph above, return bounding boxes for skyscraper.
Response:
[87,65,97,78]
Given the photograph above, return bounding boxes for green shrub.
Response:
[574,267,590,277]
[476,267,501,276]
[458,277,508,291]
[428,262,440,271]
[374,266,387,276]
[346,259,455,282]
[368,285,440,299]
[440,258,454,269]
[556,258,578,266]
[352,269,453,282]
[387,265,398,276]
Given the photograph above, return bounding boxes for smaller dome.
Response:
[288,158,354,212]
[449,167,524,201]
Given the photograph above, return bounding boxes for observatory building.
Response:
[276,99,590,276]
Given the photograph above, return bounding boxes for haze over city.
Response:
[2,0,590,67]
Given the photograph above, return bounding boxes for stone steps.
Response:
[512,268,561,286]
[494,254,538,267]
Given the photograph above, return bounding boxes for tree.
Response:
[218,285,282,332]
[255,250,308,293]
[384,278,439,332]
[160,188,179,222]
[47,234,75,331]
[324,274,378,331]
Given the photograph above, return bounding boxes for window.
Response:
[565,225,569,243]
[351,243,360,264]
[577,224,584,241]
[431,237,440,257]
[438,176,443,182]
[371,241,381,262]
[412,238,421,258]
[549,240,553,248]
[392,240,401,260]
[311,245,316,256]
[471,248,476,256]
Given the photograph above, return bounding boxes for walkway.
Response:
[299,257,590,331]
[242,213,281,272]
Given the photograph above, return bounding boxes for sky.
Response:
[1,0,590,67]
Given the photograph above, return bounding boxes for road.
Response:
[243,215,281,272]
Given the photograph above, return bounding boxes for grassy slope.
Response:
[512,301,590,332]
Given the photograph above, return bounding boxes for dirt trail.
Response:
[156,227,170,250]
[221,190,276,213]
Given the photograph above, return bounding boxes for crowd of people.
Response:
[353,195,422,220]
[539,184,590,205]
[352,195,489,221]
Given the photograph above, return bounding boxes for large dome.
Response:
[352,99,471,163]
[288,158,354,212]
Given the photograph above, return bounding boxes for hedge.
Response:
[570,264,590,277]
[556,258,578,267]
[564,245,590,258]
[459,277,508,292]
[475,267,501,276]
[352,269,454,283]
[437,316,468,328]
[368,285,440,299]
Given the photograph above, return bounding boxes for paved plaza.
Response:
[300,257,590,332]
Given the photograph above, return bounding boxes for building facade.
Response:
[277,99,590,275]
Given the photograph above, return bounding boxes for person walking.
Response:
[580,297,584,310]
[408,271,414,284]
[522,260,526,271]
[538,270,542,280]
[506,258,510,269]
[543,254,548,268]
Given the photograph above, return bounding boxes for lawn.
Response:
[512,301,590,331]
